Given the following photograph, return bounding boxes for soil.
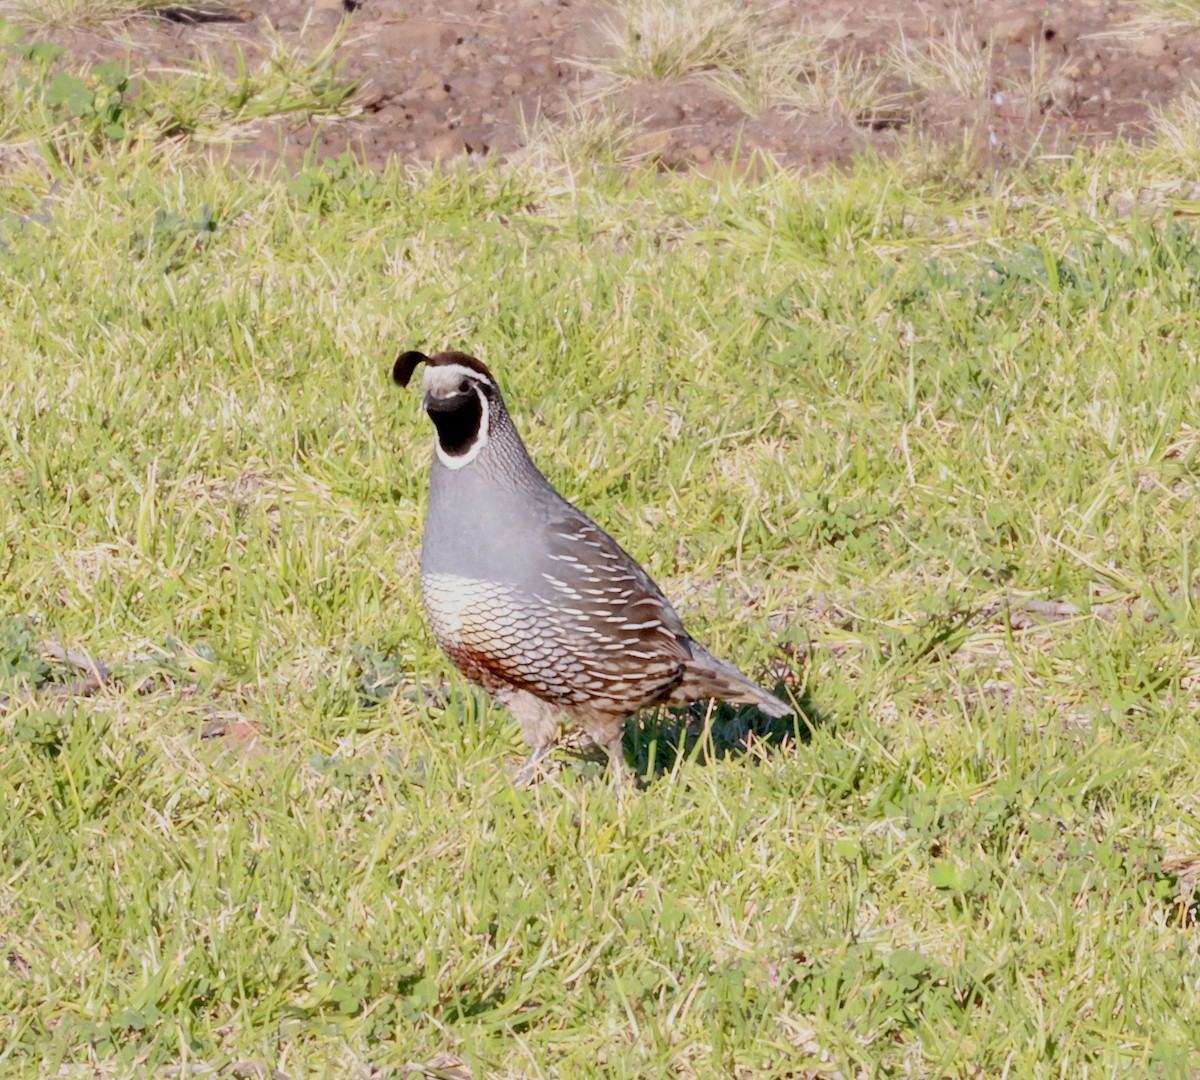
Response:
[20,0,1200,172]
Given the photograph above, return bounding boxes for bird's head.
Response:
[393,349,503,469]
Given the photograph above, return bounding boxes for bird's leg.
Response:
[506,690,561,786]
[603,732,636,790]
[511,742,556,787]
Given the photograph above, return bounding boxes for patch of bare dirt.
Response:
[19,0,1200,172]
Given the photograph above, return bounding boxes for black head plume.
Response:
[393,350,429,387]
[392,349,497,388]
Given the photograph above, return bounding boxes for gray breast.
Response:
[419,448,694,708]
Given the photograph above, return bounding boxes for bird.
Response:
[393,349,791,784]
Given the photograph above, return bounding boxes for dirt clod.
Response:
[986,7,1052,48]
[424,131,468,161]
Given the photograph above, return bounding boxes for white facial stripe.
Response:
[423,363,495,395]
[434,387,490,470]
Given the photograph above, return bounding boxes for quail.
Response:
[394,349,791,784]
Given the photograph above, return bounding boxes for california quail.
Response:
[394,349,791,784]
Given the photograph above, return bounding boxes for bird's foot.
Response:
[510,743,557,787]
[604,737,642,792]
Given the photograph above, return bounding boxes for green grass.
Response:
[0,14,356,158]
[4,11,1200,1078]
[0,0,161,28]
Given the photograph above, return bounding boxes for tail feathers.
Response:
[670,645,792,718]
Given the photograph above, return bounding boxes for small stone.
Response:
[501,72,525,90]
[1134,33,1166,57]
[986,9,1049,49]
[1057,58,1084,81]
[356,84,391,110]
[685,143,712,164]
[425,133,468,161]
[633,99,685,127]
[377,17,457,54]
[629,129,672,158]
[457,75,495,98]
[309,7,344,32]
[373,102,408,125]
[1042,69,1081,115]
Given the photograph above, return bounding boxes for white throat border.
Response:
[434,384,490,470]
[423,362,496,471]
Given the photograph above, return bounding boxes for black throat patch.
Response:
[427,387,485,458]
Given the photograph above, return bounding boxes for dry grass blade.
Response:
[997,42,1077,119]
[887,20,992,99]
[588,0,759,84]
[5,0,161,27]
[156,1062,296,1080]
[38,639,113,698]
[403,1053,475,1080]
[1135,0,1200,30]
[706,31,823,116]
[516,98,635,174]
[1151,84,1200,163]
[779,49,889,120]
[1162,856,1200,925]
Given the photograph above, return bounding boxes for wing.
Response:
[532,505,694,674]
[422,502,695,712]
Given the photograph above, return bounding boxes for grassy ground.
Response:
[4,11,1200,1078]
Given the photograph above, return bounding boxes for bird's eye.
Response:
[458,379,470,394]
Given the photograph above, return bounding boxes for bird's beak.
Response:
[423,390,459,414]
